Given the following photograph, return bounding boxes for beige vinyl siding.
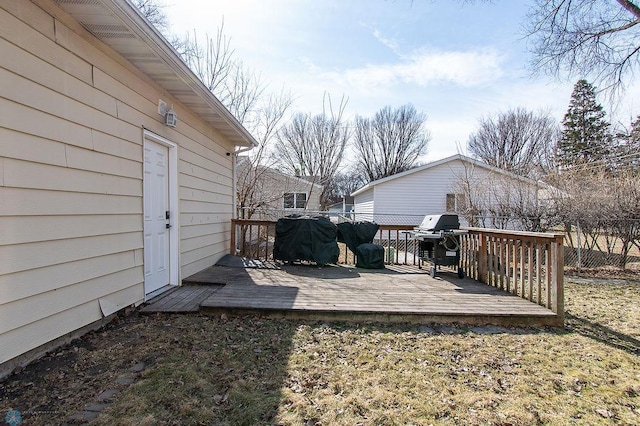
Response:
[0,251,142,306]
[179,147,233,277]
[0,1,236,365]
[235,160,323,217]
[280,180,321,212]
[0,267,142,335]
[0,187,141,216]
[0,232,142,276]
[1,282,142,359]
[1,303,111,364]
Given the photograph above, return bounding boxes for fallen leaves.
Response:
[595,408,615,418]
[1,281,639,425]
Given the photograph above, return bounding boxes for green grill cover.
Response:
[273,215,339,265]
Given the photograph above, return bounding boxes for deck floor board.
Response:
[149,263,562,326]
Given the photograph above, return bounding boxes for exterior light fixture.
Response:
[158,99,177,127]
[165,108,177,127]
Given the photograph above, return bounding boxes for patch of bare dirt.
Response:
[0,312,155,424]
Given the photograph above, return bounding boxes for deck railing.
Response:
[230,219,276,261]
[230,219,564,319]
[460,227,564,321]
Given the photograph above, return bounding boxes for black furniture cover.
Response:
[336,221,379,253]
[355,243,385,269]
[273,215,339,265]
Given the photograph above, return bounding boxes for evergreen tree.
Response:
[557,79,612,168]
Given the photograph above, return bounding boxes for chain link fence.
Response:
[240,208,426,225]
[464,216,640,272]
[560,220,640,272]
[461,216,640,272]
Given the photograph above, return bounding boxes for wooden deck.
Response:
[140,285,222,313]
[147,261,561,326]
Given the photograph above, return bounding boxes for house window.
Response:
[446,193,466,212]
[284,192,307,209]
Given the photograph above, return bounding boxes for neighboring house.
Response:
[0,0,257,375]
[351,154,547,227]
[236,157,323,219]
[327,196,354,220]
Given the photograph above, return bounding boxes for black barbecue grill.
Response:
[405,214,467,278]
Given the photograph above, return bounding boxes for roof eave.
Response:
[352,154,545,195]
[105,0,258,148]
[55,0,258,148]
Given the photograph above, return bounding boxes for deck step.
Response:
[141,284,223,313]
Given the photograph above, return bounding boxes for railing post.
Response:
[552,234,565,323]
[230,219,237,255]
[478,231,487,283]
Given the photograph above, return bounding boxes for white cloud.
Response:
[298,56,321,74]
[405,48,505,86]
[371,28,401,53]
[319,47,505,91]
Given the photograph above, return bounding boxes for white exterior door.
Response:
[143,139,171,295]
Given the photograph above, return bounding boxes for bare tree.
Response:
[467,107,558,179]
[172,23,294,218]
[612,114,640,173]
[236,157,312,219]
[451,161,485,228]
[526,0,640,97]
[451,158,552,231]
[131,0,296,220]
[177,23,266,124]
[130,2,281,140]
[547,164,640,268]
[323,168,367,206]
[353,104,430,182]
[274,94,350,208]
[131,0,169,32]
[235,90,294,219]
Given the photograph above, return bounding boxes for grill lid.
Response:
[417,214,460,232]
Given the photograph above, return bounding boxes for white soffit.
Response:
[53,0,257,148]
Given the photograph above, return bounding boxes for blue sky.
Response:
[165,0,640,161]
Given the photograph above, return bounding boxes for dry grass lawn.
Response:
[1,278,639,425]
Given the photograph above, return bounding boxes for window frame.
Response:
[283,192,307,209]
[445,193,466,212]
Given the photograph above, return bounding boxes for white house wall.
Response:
[371,160,462,224]
[354,159,524,226]
[0,1,236,366]
[353,188,375,222]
